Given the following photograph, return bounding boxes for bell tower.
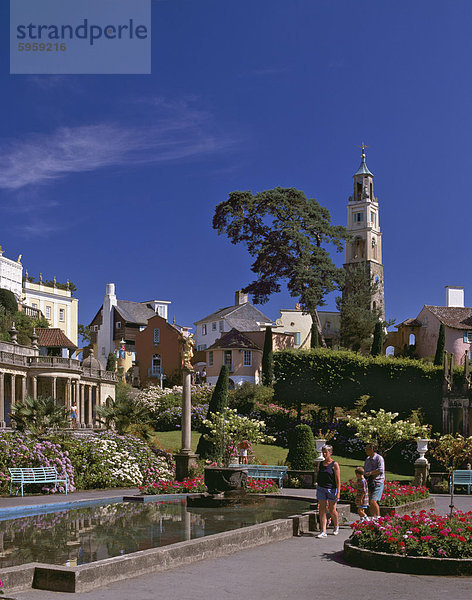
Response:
[344,146,385,319]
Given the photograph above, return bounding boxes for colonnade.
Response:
[0,370,102,428]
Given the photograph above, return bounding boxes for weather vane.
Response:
[358,142,369,156]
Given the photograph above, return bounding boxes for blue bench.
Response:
[231,464,288,487]
[450,470,472,495]
[9,467,68,497]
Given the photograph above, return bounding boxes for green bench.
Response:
[9,467,68,497]
[450,470,472,495]
[231,464,288,487]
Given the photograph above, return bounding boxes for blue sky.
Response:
[1,0,471,333]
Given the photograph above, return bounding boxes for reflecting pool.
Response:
[0,497,311,568]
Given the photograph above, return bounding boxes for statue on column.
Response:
[181,334,195,371]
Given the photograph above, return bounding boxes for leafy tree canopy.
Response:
[213,187,348,343]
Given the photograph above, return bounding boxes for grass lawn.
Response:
[151,431,411,483]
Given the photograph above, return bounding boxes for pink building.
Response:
[387,286,472,365]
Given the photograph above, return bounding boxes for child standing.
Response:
[353,466,369,521]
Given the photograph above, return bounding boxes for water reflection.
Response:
[0,498,310,568]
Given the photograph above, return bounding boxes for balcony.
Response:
[29,356,81,370]
[0,350,28,367]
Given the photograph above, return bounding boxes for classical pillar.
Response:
[442,401,449,434]
[52,377,57,401]
[174,368,198,480]
[0,373,5,428]
[21,376,26,403]
[87,385,93,428]
[31,376,37,400]
[80,383,85,428]
[11,374,16,409]
[66,379,72,409]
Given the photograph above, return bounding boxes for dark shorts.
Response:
[317,487,338,502]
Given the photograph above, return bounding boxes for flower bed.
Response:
[140,476,206,495]
[246,478,279,494]
[340,481,429,507]
[349,510,472,559]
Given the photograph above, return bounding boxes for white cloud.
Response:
[0,104,237,191]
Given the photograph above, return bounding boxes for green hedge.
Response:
[273,349,444,429]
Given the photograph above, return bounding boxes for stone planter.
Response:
[344,539,472,576]
[285,470,315,489]
[203,466,248,494]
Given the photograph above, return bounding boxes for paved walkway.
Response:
[2,491,472,600]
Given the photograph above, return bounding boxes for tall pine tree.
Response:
[371,321,383,356]
[434,322,446,366]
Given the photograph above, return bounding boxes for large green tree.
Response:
[213,188,348,345]
[336,263,381,352]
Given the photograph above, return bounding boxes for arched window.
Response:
[409,333,416,346]
[386,346,394,357]
[152,353,161,375]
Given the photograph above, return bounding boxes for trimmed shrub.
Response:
[262,326,274,386]
[434,323,445,366]
[196,365,229,459]
[286,423,316,470]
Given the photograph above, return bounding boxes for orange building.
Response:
[135,314,185,387]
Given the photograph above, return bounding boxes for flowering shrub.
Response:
[0,431,175,493]
[340,481,429,507]
[203,409,275,466]
[139,475,206,495]
[350,510,472,558]
[0,432,75,494]
[347,409,430,456]
[66,432,174,489]
[152,404,208,432]
[246,478,279,494]
[136,385,213,413]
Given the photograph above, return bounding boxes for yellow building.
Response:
[23,279,79,347]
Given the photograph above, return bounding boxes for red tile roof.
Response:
[36,328,77,349]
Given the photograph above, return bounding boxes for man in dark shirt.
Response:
[364,443,385,518]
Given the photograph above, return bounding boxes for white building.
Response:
[194,291,273,351]
[273,307,340,348]
[0,247,23,300]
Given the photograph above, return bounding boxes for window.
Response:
[59,308,65,322]
[154,328,160,344]
[32,303,37,309]
[243,350,252,366]
[101,346,105,356]
[325,321,331,331]
[197,344,207,351]
[464,331,472,343]
[219,320,224,332]
[370,211,376,225]
[224,350,232,370]
[45,306,51,319]
[208,350,214,366]
[115,321,121,329]
[353,212,364,223]
[202,324,207,336]
[295,332,301,345]
[152,354,161,374]
[212,322,217,331]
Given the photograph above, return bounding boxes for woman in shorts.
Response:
[316,444,341,538]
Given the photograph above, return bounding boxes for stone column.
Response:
[52,377,57,401]
[11,374,16,409]
[463,403,470,437]
[0,373,5,428]
[80,383,86,428]
[21,376,26,403]
[87,385,93,428]
[442,401,449,434]
[31,376,37,400]
[66,379,72,409]
[174,368,198,481]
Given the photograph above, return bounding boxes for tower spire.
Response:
[354,143,373,176]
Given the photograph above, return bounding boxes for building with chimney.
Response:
[387,286,472,364]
